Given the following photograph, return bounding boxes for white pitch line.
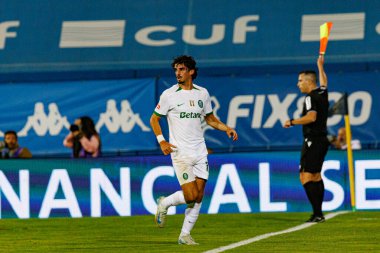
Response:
[203,211,349,253]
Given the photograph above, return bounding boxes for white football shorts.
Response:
[171,154,209,186]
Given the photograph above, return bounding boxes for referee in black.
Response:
[284,55,329,223]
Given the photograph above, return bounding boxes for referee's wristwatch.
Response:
[290,119,294,126]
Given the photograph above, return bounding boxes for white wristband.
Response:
[156,134,165,143]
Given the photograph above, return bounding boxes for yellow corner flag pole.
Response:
[344,114,356,211]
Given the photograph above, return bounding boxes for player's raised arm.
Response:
[317,55,327,88]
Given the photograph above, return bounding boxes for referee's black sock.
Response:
[315,180,325,216]
[303,181,320,216]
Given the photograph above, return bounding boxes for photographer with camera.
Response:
[0,130,32,159]
[63,116,101,158]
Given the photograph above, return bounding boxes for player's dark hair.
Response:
[171,55,198,80]
[299,70,317,83]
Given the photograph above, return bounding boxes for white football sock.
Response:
[161,190,186,209]
[180,202,202,236]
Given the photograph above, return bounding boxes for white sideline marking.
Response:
[203,211,349,253]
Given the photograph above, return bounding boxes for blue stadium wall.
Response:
[0,0,379,155]
[0,73,378,156]
[0,1,379,81]
[0,1,379,219]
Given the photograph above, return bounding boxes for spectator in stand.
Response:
[0,130,32,158]
[63,116,101,158]
[333,127,361,150]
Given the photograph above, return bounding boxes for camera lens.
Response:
[70,124,79,132]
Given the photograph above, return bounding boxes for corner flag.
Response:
[328,92,348,116]
[329,93,356,211]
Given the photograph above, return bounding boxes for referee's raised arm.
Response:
[317,55,327,88]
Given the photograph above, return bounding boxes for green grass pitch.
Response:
[1,211,379,252]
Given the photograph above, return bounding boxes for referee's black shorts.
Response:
[300,136,329,173]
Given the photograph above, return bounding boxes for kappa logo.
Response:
[96,99,150,133]
[17,102,70,137]
[0,99,150,137]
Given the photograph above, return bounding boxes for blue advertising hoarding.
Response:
[0,1,379,74]
[0,151,379,219]
[160,71,380,150]
[0,69,378,155]
[0,79,156,155]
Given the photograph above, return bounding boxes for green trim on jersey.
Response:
[206,112,213,116]
[154,111,165,117]
[176,85,200,91]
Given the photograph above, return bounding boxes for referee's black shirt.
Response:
[302,87,329,138]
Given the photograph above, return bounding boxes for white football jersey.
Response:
[154,84,213,157]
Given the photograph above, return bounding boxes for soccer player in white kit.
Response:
[150,55,238,245]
